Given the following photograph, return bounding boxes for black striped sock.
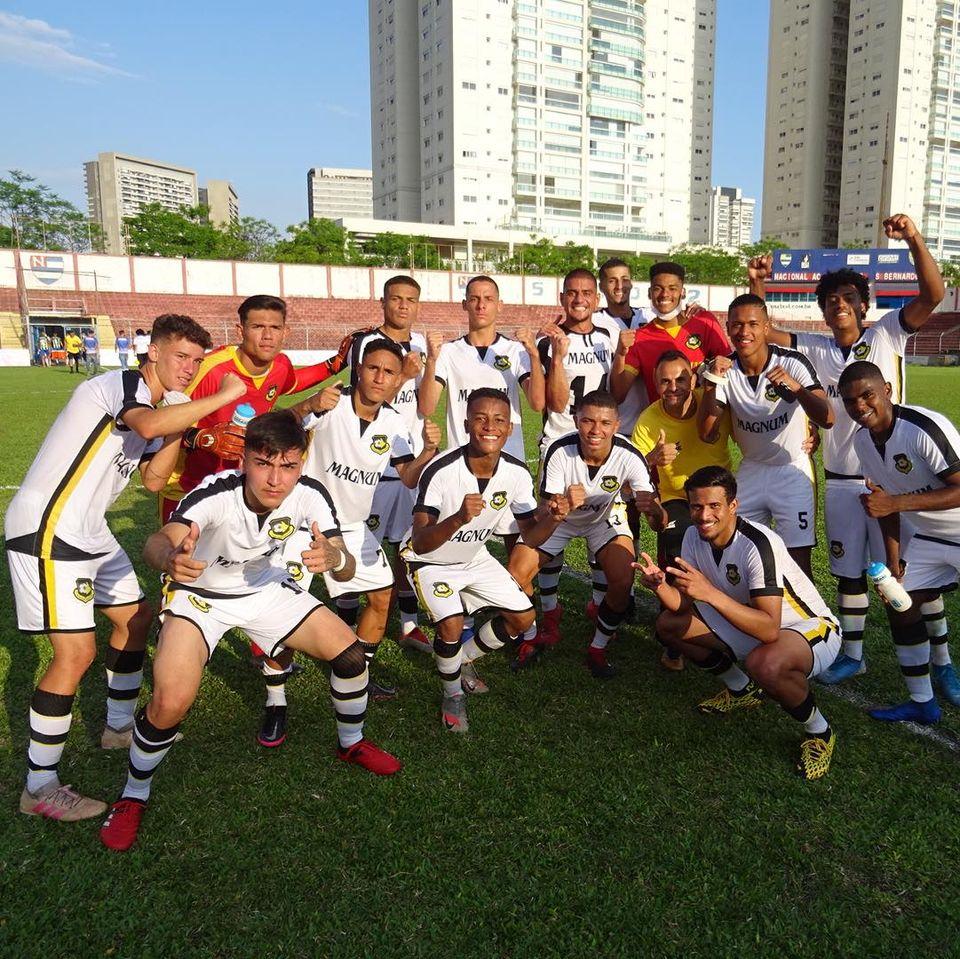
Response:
[26,689,74,795]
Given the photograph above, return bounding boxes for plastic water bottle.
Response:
[867,561,912,612]
[231,403,256,427]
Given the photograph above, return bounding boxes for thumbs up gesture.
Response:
[860,478,896,518]
[302,522,350,574]
[168,522,206,582]
[647,429,679,468]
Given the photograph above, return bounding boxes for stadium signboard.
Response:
[771,248,917,284]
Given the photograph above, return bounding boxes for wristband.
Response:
[183,427,199,449]
[332,549,348,573]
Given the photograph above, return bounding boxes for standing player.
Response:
[99,412,401,851]
[749,214,949,686]
[400,389,569,732]
[6,314,247,820]
[510,390,665,677]
[840,361,960,722]
[637,466,841,780]
[699,294,833,577]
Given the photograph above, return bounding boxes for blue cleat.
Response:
[932,664,960,706]
[818,653,867,685]
[868,698,942,725]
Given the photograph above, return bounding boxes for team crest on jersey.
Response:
[685,334,702,350]
[266,385,278,402]
[370,434,390,455]
[894,453,913,475]
[268,517,295,541]
[72,578,94,604]
[764,384,782,403]
[600,475,620,493]
[830,541,845,559]
[286,561,304,582]
[725,564,741,586]
[853,342,871,360]
[188,594,211,613]
[433,582,453,598]
[490,491,507,510]
[366,514,381,531]
[493,354,511,371]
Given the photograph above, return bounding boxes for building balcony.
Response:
[589,83,643,104]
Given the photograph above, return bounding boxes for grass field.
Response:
[1,365,960,958]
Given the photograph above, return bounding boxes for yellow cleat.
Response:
[797,731,836,781]
[696,681,765,715]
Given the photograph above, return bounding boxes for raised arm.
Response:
[418,331,445,416]
[884,214,946,331]
[517,328,546,413]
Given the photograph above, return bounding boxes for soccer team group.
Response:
[6,212,960,852]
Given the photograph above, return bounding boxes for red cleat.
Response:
[586,646,617,679]
[100,798,146,851]
[336,739,402,776]
[538,605,563,647]
[511,639,544,671]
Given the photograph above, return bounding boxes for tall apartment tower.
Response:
[199,180,240,229]
[369,0,716,245]
[308,168,375,220]
[709,186,756,247]
[84,152,198,254]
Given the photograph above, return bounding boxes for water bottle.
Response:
[866,561,912,612]
[231,403,256,427]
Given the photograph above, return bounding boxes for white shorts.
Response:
[823,478,886,578]
[7,546,144,634]
[322,522,394,600]
[538,506,632,560]
[902,534,960,594]
[736,458,816,549]
[160,578,322,661]
[408,550,534,625]
[369,478,415,544]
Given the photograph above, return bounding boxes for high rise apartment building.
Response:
[369,0,715,246]
[308,168,374,220]
[709,186,755,247]
[199,180,240,228]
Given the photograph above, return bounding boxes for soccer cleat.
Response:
[659,647,685,672]
[818,653,867,685]
[585,601,599,622]
[460,661,489,695]
[441,694,469,733]
[257,705,287,747]
[510,639,543,671]
[868,698,942,725]
[20,783,107,821]
[796,731,836,781]
[100,798,146,851]
[586,646,616,680]
[369,679,398,702]
[101,722,134,750]
[932,664,960,707]
[398,626,433,655]
[538,605,563,647]
[336,739,402,775]
[697,681,765,716]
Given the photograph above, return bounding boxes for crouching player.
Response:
[400,389,569,733]
[99,412,400,851]
[637,466,841,780]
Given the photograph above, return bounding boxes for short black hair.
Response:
[815,268,871,313]
[467,387,510,411]
[562,268,597,290]
[650,261,685,284]
[135,328,145,336]
[684,465,737,502]
[654,348,692,370]
[151,314,212,350]
[465,274,499,297]
[576,389,618,413]
[245,411,307,458]
[383,274,421,297]
[838,360,886,392]
[238,294,287,324]
[360,337,404,366]
[727,293,768,321]
[598,258,630,281]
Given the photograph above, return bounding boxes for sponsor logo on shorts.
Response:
[493,354,511,371]
[725,564,741,586]
[73,578,94,603]
[685,334,702,350]
[366,514,381,531]
[894,454,913,475]
[830,541,845,558]
[490,491,507,510]
[188,594,211,613]
[853,342,870,360]
[268,518,295,541]
[266,385,278,402]
[370,434,390,455]
[600,475,620,493]
[286,561,304,581]
[433,582,453,598]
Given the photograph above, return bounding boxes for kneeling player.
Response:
[636,466,840,780]
[99,412,400,851]
[510,390,665,678]
[400,389,568,732]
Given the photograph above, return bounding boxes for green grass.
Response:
[1,365,960,958]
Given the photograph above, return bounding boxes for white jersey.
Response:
[537,325,614,450]
[5,369,159,559]
[593,307,650,434]
[541,432,653,532]
[852,404,960,544]
[793,309,910,477]
[302,387,414,526]
[169,471,341,596]
[401,446,538,566]
[433,333,532,460]
[723,344,822,467]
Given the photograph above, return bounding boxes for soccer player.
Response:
[115,329,131,371]
[6,313,247,820]
[749,214,950,686]
[510,390,665,677]
[99,411,401,851]
[399,389,570,732]
[632,350,733,670]
[636,466,841,780]
[699,294,833,577]
[83,329,100,376]
[839,361,960,723]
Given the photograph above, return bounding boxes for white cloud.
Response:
[321,102,361,119]
[0,11,134,79]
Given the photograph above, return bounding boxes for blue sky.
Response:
[0,1,768,237]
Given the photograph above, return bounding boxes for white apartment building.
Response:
[369,0,715,246]
[709,185,755,247]
[308,168,374,220]
[199,180,240,228]
[84,152,198,254]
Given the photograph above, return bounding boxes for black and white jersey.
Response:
[541,432,653,531]
[723,345,822,466]
[400,445,538,565]
[433,333,532,460]
[591,306,650,340]
[853,404,960,543]
[5,369,160,559]
[302,387,414,526]
[168,471,341,595]
[593,307,650,434]
[793,309,909,478]
[537,325,614,450]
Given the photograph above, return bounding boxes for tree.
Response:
[738,238,789,260]
[357,231,445,269]
[668,244,743,285]
[124,203,248,259]
[272,218,359,265]
[494,237,595,275]
[229,216,279,262]
[939,260,960,286]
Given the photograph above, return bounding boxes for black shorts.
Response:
[658,499,693,569]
